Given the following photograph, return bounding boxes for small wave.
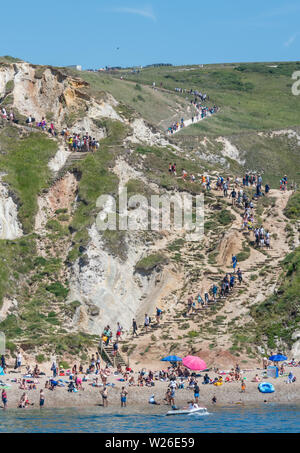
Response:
[188,410,210,417]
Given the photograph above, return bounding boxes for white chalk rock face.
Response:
[216,137,246,165]
[291,341,300,360]
[69,224,172,335]
[0,182,23,239]
[0,66,15,96]
[291,331,300,360]
[126,118,170,147]
[48,145,71,173]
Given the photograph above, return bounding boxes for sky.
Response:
[1,0,300,68]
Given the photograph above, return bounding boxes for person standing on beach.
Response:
[170,388,176,408]
[17,351,22,370]
[39,390,45,408]
[241,380,246,393]
[194,382,200,404]
[2,389,7,410]
[96,352,101,371]
[51,361,56,377]
[1,355,6,374]
[101,387,108,407]
[121,387,128,407]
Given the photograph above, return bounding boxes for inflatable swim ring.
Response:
[213,382,223,386]
[258,382,275,393]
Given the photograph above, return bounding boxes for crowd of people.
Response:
[62,129,100,152]
[167,105,218,134]
[24,115,100,153]
[168,162,212,189]
[1,107,16,123]
[186,262,243,315]
[1,347,300,410]
[174,88,209,102]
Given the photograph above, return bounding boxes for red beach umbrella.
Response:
[182,355,207,371]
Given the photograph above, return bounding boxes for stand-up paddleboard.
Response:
[166,406,208,416]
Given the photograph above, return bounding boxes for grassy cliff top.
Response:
[71,61,300,137]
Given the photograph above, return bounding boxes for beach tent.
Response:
[268,354,287,362]
[267,366,279,378]
[182,355,206,371]
[0,367,4,375]
[161,356,182,362]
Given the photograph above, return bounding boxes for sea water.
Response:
[0,404,299,433]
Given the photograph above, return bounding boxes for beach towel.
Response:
[0,367,4,376]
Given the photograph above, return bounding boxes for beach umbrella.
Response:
[268,354,287,362]
[182,355,207,371]
[161,355,182,362]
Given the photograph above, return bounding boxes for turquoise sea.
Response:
[0,404,299,433]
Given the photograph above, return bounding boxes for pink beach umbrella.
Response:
[182,355,207,371]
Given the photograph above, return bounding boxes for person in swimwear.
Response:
[101,387,108,407]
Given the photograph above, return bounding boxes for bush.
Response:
[36,354,46,363]
[46,282,69,298]
[5,341,17,354]
[5,80,14,93]
[59,360,70,369]
[284,191,300,220]
[135,254,167,274]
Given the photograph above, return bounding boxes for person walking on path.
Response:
[113,341,119,357]
[144,314,150,333]
[212,284,218,302]
[232,255,238,272]
[156,307,162,324]
[132,318,138,337]
[204,292,209,306]
[197,293,204,309]
[237,268,243,284]
[116,322,123,340]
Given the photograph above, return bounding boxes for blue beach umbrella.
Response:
[268,354,287,362]
[161,355,182,362]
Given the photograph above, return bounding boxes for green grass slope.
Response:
[0,126,57,232]
[249,246,300,350]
